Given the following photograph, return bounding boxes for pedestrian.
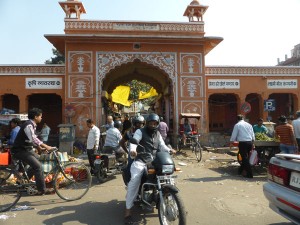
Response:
[86,119,100,174]
[122,114,132,135]
[253,118,268,134]
[39,123,51,144]
[105,115,114,130]
[11,108,54,195]
[292,111,300,149]
[275,115,298,154]
[158,116,169,143]
[230,114,255,178]
[7,118,21,146]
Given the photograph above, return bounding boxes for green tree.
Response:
[45,48,65,64]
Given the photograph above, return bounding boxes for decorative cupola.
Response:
[59,0,86,19]
[183,0,208,22]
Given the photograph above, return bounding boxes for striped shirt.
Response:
[104,127,122,148]
[275,123,295,145]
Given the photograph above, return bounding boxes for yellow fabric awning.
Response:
[111,86,132,107]
[138,87,158,100]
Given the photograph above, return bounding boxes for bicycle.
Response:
[176,134,202,162]
[0,147,92,212]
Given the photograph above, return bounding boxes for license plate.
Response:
[94,160,101,165]
[290,171,300,189]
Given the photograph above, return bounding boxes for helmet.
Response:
[133,115,145,126]
[146,113,160,133]
[114,120,123,129]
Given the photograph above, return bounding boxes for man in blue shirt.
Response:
[8,118,21,146]
[253,118,268,134]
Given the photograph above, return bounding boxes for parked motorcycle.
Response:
[93,147,127,183]
[124,140,187,225]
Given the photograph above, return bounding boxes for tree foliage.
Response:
[125,80,156,106]
[45,48,65,64]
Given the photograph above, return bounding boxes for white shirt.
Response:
[292,118,300,139]
[230,120,255,142]
[87,125,100,149]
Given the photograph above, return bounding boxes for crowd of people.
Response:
[230,112,300,179]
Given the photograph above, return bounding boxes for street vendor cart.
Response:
[254,121,279,167]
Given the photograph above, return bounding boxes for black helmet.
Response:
[146,113,160,133]
[133,115,145,126]
[114,120,123,129]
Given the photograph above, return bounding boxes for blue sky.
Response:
[1,0,300,66]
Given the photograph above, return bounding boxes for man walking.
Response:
[158,116,169,143]
[86,119,100,174]
[275,115,298,154]
[230,114,255,178]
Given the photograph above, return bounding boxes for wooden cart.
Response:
[254,140,280,167]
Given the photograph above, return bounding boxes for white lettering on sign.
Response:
[113,23,159,31]
[26,78,62,89]
[267,79,297,89]
[208,79,240,89]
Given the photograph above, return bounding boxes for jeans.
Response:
[13,150,45,192]
[279,144,296,154]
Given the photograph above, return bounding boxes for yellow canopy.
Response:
[138,87,158,100]
[111,86,132,107]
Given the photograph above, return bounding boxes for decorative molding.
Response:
[69,75,93,98]
[68,51,92,73]
[180,53,202,74]
[205,66,300,76]
[65,21,204,34]
[97,52,177,85]
[0,66,65,75]
[180,76,203,97]
[181,100,204,116]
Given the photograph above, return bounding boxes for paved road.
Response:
[0,150,292,225]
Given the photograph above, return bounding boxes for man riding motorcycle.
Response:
[120,115,145,185]
[102,120,125,159]
[124,113,176,223]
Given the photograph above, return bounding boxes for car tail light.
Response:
[268,163,290,186]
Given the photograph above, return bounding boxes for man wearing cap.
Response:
[275,115,298,154]
[292,111,300,149]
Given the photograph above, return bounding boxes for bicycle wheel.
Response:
[54,163,91,201]
[193,141,202,162]
[0,168,23,212]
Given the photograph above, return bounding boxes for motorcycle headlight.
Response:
[162,165,174,174]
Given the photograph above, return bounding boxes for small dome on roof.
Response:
[190,0,200,6]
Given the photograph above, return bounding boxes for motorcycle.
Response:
[124,139,187,225]
[93,147,127,183]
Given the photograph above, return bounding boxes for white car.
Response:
[263,154,300,224]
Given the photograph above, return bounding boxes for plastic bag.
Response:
[249,149,258,165]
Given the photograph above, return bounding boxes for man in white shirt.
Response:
[292,111,300,149]
[86,119,100,174]
[230,114,255,178]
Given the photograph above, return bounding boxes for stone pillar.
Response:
[18,95,28,113]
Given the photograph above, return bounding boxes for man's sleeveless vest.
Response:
[12,120,35,152]
[136,127,160,163]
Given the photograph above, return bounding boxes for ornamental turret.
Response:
[183,0,208,22]
[59,0,86,19]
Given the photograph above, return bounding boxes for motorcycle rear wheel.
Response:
[96,163,108,183]
[158,191,186,225]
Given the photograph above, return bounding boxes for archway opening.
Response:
[101,60,174,131]
[208,93,238,134]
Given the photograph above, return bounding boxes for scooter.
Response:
[93,147,127,183]
[123,140,187,225]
